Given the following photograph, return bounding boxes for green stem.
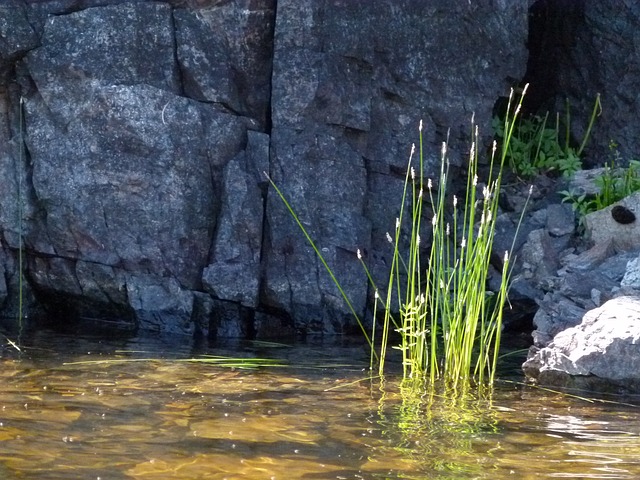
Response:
[265,172,375,356]
[577,93,602,157]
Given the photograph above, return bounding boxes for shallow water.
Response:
[1,330,640,479]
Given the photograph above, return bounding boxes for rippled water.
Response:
[1,329,640,479]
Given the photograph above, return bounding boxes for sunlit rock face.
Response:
[524,296,640,393]
[0,0,530,336]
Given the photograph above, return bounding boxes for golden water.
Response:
[1,330,640,479]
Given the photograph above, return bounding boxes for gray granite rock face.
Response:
[174,2,275,127]
[1,2,262,333]
[265,0,529,333]
[0,0,531,336]
[0,2,38,66]
[202,131,268,308]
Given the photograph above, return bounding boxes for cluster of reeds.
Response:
[268,87,528,392]
[358,88,528,391]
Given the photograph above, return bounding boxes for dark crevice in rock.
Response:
[169,7,186,97]
[33,288,137,333]
[26,265,135,329]
[520,0,586,115]
[264,0,276,136]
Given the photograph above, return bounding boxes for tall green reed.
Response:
[268,86,528,391]
[17,97,25,329]
[2,96,27,352]
[358,87,528,390]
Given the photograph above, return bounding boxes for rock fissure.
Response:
[169,8,187,98]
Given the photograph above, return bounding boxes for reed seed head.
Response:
[396,217,400,230]
[419,119,423,132]
[461,238,466,249]
[427,178,432,190]
[492,140,497,154]
[357,249,362,259]
[432,214,437,227]
[411,167,415,180]
[453,195,457,208]
[446,223,450,236]
[473,174,478,187]
[504,250,509,262]
[386,232,392,243]
[416,234,421,246]
[441,142,447,157]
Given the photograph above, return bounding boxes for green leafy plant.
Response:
[560,141,640,227]
[558,189,594,231]
[268,87,530,394]
[594,145,640,209]
[493,94,601,179]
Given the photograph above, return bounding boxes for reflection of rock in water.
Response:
[611,205,636,224]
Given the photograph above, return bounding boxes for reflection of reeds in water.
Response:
[375,377,500,478]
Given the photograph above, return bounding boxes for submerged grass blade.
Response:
[62,356,365,371]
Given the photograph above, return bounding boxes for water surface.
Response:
[1,330,639,479]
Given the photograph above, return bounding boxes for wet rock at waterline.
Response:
[502,182,640,351]
[524,296,640,393]
[509,181,640,392]
[523,233,640,349]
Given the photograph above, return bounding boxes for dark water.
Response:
[1,329,640,479]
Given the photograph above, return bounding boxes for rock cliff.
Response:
[2,0,627,339]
